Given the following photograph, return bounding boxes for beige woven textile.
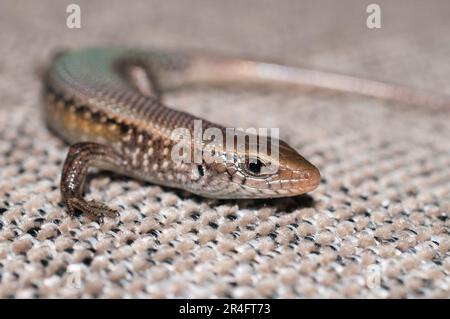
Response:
[0,0,449,298]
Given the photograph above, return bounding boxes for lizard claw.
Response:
[67,197,119,220]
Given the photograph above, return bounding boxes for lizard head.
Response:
[185,135,320,199]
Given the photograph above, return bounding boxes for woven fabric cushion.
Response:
[0,0,448,298]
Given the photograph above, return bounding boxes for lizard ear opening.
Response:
[197,165,205,177]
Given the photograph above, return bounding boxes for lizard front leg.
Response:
[61,142,127,218]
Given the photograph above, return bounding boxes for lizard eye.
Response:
[243,157,268,176]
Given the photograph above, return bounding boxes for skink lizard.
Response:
[42,48,448,217]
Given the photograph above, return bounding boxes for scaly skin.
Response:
[43,48,320,217]
[43,48,448,218]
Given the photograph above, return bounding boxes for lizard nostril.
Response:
[303,171,311,180]
[297,168,320,186]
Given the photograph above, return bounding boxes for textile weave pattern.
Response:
[0,0,448,298]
